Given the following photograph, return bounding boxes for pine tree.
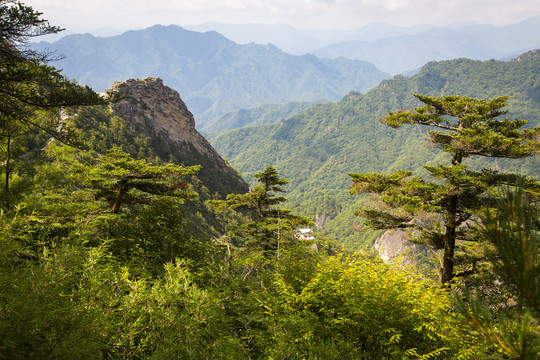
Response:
[350,94,540,284]
[211,166,312,255]
[0,1,108,209]
[0,0,62,62]
[87,146,199,214]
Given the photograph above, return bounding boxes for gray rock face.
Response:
[111,77,196,140]
[109,77,244,181]
[374,229,425,266]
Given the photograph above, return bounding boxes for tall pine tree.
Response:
[0,0,107,209]
[350,94,539,284]
[211,166,312,255]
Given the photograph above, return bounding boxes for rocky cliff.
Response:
[374,229,427,267]
[109,77,249,195]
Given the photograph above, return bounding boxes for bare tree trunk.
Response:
[3,135,11,209]
[441,195,458,285]
[111,182,126,213]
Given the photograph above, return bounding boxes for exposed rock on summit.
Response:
[511,49,539,62]
[109,77,248,194]
[111,78,216,161]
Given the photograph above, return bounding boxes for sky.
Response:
[23,0,540,35]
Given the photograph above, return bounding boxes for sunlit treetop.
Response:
[382,94,540,163]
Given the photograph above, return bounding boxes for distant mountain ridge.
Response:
[184,21,434,54]
[185,17,540,75]
[184,22,325,55]
[32,25,389,125]
[310,16,540,74]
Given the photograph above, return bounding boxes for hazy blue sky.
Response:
[24,0,540,34]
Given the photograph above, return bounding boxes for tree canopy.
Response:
[211,166,312,255]
[0,0,107,210]
[382,94,539,162]
[350,94,540,284]
[88,146,199,213]
[0,0,62,61]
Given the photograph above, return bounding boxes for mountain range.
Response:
[32,25,388,124]
[200,100,328,133]
[31,16,540,129]
[311,17,540,74]
[187,17,540,74]
[28,18,540,249]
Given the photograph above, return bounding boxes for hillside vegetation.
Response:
[201,100,329,133]
[210,52,540,249]
[2,2,539,358]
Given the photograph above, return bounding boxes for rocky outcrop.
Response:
[314,212,332,228]
[108,77,249,194]
[110,78,245,174]
[374,229,426,267]
[511,49,539,62]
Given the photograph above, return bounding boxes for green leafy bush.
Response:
[267,255,486,359]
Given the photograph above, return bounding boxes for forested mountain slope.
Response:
[201,100,328,133]
[210,51,540,249]
[32,25,389,124]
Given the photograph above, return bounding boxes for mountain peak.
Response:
[111,77,196,132]
[109,77,248,192]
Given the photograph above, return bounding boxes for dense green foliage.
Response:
[210,53,540,251]
[86,146,200,213]
[1,212,487,359]
[0,125,491,358]
[0,0,107,209]
[350,94,540,284]
[210,166,313,265]
[0,2,538,358]
[455,188,540,359]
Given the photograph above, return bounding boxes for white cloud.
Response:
[20,0,540,33]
